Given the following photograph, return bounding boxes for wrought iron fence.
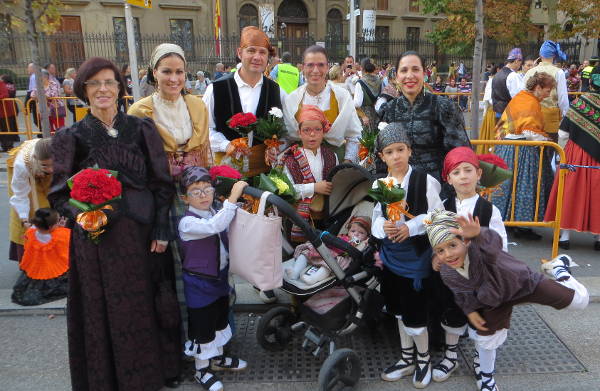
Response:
[0,32,581,89]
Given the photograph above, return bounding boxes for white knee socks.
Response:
[404,324,429,357]
[559,275,590,310]
[396,317,415,353]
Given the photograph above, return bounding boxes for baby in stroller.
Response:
[286,216,371,285]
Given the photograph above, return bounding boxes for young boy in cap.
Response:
[178,166,249,391]
[372,122,443,388]
[425,210,589,391]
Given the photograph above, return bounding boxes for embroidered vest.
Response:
[212,73,282,141]
[283,145,337,185]
[443,195,493,227]
[178,209,229,279]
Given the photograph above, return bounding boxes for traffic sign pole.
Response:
[349,0,356,59]
[124,0,141,101]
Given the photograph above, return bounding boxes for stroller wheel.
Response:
[256,306,295,351]
[318,348,361,391]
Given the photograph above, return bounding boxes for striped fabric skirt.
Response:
[492,140,554,222]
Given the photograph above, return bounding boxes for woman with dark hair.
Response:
[283,45,362,163]
[118,63,133,111]
[378,51,470,190]
[48,56,182,390]
[0,74,20,151]
[493,72,556,239]
[545,65,600,251]
[128,43,212,275]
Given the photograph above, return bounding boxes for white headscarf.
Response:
[150,43,186,69]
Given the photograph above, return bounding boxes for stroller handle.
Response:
[242,186,319,242]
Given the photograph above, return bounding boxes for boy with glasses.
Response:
[178,166,249,391]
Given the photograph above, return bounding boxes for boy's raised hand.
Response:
[228,181,249,203]
[450,213,481,240]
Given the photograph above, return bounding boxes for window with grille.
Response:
[239,4,259,32]
[170,19,195,58]
[113,17,142,63]
[409,0,420,12]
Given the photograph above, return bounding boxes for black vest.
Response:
[212,73,282,141]
[491,66,513,115]
[406,169,431,254]
[443,195,493,227]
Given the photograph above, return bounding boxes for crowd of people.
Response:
[3,25,599,391]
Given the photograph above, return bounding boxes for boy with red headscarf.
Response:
[282,105,338,242]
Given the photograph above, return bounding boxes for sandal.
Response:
[412,351,432,389]
[480,371,499,391]
[432,343,459,382]
[474,351,482,389]
[194,368,223,391]
[381,347,415,381]
[211,355,248,371]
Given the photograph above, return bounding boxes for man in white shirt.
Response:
[203,26,286,158]
[492,48,523,117]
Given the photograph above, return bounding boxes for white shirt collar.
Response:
[302,147,321,158]
[234,70,264,89]
[455,193,479,208]
[189,205,214,218]
[456,254,470,279]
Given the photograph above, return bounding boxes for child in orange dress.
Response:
[11,208,70,306]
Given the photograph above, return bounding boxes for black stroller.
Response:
[248,164,384,391]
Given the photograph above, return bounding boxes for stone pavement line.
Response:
[173,305,584,386]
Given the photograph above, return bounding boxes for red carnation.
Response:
[70,168,122,205]
[209,165,242,181]
[478,154,508,170]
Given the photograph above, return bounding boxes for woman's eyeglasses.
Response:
[84,80,120,89]
[187,187,215,198]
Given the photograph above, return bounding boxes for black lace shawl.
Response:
[48,112,175,240]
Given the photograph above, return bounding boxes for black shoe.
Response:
[513,228,542,240]
[559,240,570,250]
[595,241,600,251]
[164,376,181,388]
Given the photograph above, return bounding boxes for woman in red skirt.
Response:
[545,65,600,251]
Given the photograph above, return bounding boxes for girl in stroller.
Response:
[286,216,371,285]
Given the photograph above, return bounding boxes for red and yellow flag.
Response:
[214,0,222,57]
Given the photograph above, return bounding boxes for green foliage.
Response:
[1,0,66,34]
[367,179,406,205]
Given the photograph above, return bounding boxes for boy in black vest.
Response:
[373,122,444,389]
[202,26,284,159]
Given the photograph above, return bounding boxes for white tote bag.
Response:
[229,191,283,290]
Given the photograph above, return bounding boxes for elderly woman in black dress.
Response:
[48,57,181,390]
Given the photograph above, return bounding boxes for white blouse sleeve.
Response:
[283,164,314,199]
[202,83,231,153]
[490,205,508,251]
[353,83,364,108]
[178,201,238,241]
[371,201,386,239]
[9,154,32,220]
[555,71,570,117]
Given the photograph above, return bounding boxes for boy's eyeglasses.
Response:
[300,127,324,135]
[187,187,215,198]
[84,79,120,89]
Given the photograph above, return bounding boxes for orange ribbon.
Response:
[264,135,283,150]
[387,200,414,222]
[478,185,503,201]
[359,145,370,161]
[76,205,113,239]
[227,137,250,157]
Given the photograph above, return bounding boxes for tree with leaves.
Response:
[421,0,532,56]
[547,0,600,40]
[0,0,64,137]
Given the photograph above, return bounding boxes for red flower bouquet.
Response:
[210,165,243,197]
[68,166,122,242]
[227,112,258,136]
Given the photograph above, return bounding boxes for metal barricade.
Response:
[0,98,33,140]
[470,139,566,258]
